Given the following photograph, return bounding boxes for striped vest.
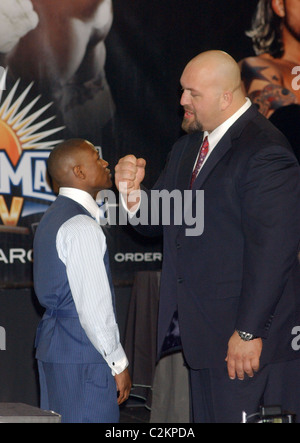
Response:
[33,195,115,364]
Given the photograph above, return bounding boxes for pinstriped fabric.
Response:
[34,194,127,422]
[38,361,119,423]
[56,214,127,374]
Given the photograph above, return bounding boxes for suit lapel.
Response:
[192,104,259,190]
[175,104,259,193]
[175,130,232,192]
[174,104,259,235]
[192,131,232,189]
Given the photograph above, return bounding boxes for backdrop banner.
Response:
[0,0,258,289]
[0,0,274,405]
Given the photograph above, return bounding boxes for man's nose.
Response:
[180,89,190,106]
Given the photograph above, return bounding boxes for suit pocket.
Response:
[214,280,241,300]
[34,321,43,347]
[84,364,109,389]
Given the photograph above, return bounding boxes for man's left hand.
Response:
[114,368,132,405]
[225,331,263,380]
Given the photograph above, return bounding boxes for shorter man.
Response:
[33,139,131,423]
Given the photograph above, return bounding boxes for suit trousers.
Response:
[38,361,119,423]
[189,358,300,423]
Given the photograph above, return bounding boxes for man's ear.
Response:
[272,0,285,18]
[73,165,86,180]
[220,91,233,111]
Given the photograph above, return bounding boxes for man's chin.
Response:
[105,178,113,189]
[97,177,113,193]
[182,119,203,134]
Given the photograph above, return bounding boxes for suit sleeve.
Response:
[235,144,300,338]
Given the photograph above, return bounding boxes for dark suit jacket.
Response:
[132,104,300,370]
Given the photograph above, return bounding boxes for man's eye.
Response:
[95,147,102,159]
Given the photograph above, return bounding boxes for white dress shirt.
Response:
[57,187,128,376]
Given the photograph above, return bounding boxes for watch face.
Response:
[237,330,254,341]
[244,333,253,341]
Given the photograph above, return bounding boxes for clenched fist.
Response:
[0,0,39,53]
[115,155,146,211]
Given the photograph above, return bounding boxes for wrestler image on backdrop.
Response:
[239,0,300,161]
[0,0,114,147]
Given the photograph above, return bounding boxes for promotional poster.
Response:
[1,0,300,409]
[0,0,258,288]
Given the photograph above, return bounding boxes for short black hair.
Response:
[47,138,87,183]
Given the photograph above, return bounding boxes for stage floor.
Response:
[120,398,150,423]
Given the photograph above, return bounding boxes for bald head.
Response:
[186,50,242,94]
[180,50,246,133]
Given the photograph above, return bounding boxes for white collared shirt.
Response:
[57,187,128,375]
[59,187,101,222]
[197,97,252,172]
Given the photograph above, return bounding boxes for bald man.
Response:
[115,51,300,423]
[33,139,131,423]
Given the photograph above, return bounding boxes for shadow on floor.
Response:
[120,397,150,423]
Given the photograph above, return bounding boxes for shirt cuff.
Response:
[120,192,141,218]
[104,343,129,376]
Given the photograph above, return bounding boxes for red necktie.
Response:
[189,136,209,189]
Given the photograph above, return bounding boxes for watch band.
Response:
[236,330,258,341]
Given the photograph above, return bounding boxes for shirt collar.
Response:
[206,97,252,149]
[59,187,100,222]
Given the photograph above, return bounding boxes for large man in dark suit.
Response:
[115,51,300,423]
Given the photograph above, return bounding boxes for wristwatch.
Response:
[236,330,258,341]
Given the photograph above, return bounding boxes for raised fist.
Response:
[115,155,146,196]
[0,0,39,53]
